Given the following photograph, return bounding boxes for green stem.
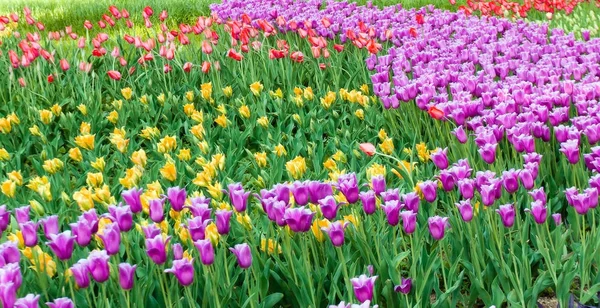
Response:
[336,246,354,303]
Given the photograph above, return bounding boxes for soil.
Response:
[538,297,559,308]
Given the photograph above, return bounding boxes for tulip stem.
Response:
[102,281,109,307]
[336,247,353,303]
[185,286,195,307]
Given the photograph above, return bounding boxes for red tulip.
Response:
[107,70,121,80]
[428,106,445,120]
[409,27,417,38]
[290,51,304,63]
[36,22,44,31]
[183,62,192,73]
[227,49,243,61]
[10,13,19,23]
[98,20,106,29]
[18,77,26,87]
[333,44,344,52]
[416,14,424,25]
[47,74,54,83]
[159,10,168,22]
[269,49,285,59]
[59,59,70,71]
[119,57,127,67]
[84,20,93,30]
[201,61,210,74]
[163,64,172,74]
[143,6,154,18]
[121,9,130,19]
[109,5,121,19]
[359,143,376,156]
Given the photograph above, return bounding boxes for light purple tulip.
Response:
[283,206,314,233]
[428,216,449,240]
[108,204,133,232]
[165,258,195,286]
[526,201,547,224]
[173,243,184,260]
[14,293,40,308]
[149,198,165,223]
[230,243,252,269]
[46,231,76,260]
[308,181,333,204]
[456,200,473,222]
[186,216,211,241]
[87,250,110,283]
[381,200,401,226]
[400,210,417,234]
[122,188,143,213]
[228,183,251,212]
[359,190,377,215]
[418,180,437,203]
[145,235,171,265]
[402,192,420,212]
[194,239,215,265]
[118,263,137,290]
[431,148,449,169]
[40,215,59,239]
[70,260,90,289]
[338,173,360,203]
[98,222,121,255]
[215,210,232,235]
[167,186,187,211]
[496,204,516,228]
[14,205,30,224]
[394,278,412,294]
[371,175,386,196]
[19,221,38,247]
[46,297,75,308]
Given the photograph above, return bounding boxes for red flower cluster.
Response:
[454,0,600,18]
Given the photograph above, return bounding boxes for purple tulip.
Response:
[0,205,10,234]
[400,210,417,234]
[81,209,99,234]
[560,139,580,164]
[173,243,184,260]
[15,205,30,224]
[359,190,377,215]
[381,200,401,226]
[526,201,547,224]
[496,204,516,228]
[529,187,547,206]
[456,200,474,222]
[145,234,171,265]
[142,224,162,239]
[215,210,232,235]
[283,206,314,233]
[98,223,121,255]
[14,293,40,308]
[19,221,38,247]
[371,175,386,195]
[518,168,535,190]
[394,278,412,294]
[321,221,347,247]
[46,231,76,260]
[167,186,187,211]
[457,179,475,199]
[46,297,75,308]
[478,143,497,164]
[186,216,211,241]
[87,250,110,283]
[381,188,400,202]
[40,215,59,239]
[228,183,251,212]
[480,184,496,207]
[438,170,456,192]
[419,180,437,203]
[0,282,17,308]
[452,126,468,143]
[523,153,543,165]
[291,181,310,206]
[70,260,90,289]
[118,263,137,290]
[187,197,212,221]
[108,204,133,232]
[402,192,420,212]
[350,274,377,303]
[502,169,519,194]
[431,148,449,169]
[338,173,360,203]
[165,258,195,286]
[0,242,20,264]
[308,181,333,204]
[552,213,562,226]
[122,188,143,213]
[273,183,291,204]
[194,239,215,265]
[428,216,449,240]
[318,196,340,220]
[149,198,165,223]
[229,243,252,269]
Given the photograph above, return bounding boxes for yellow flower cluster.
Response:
[286,156,307,180]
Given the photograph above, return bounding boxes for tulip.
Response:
[107,70,122,80]
[452,126,468,143]
[15,205,30,224]
[118,263,136,290]
[47,231,76,260]
[291,181,310,206]
[428,216,449,240]
[142,224,161,239]
[0,205,9,233]
[0,283,17,308]
[359,190,377,215]
[478,143,497,164]
[284,206,314,233]
[146,235,170,265]
[381,188,400,202]
[165,258,195,286]
[552,213,562,226]
[20,221,38,247]
[15,293,40,308]
[350,274,377,303]
[0,263,21,289]
[394,278,412,294]
[308,181,333,204]
[456,200,473,222]
[0,242,20,264]
[359,143,376,156]
[122,188,143,213]
[502,169,519,194]
[518,168,535,190]
[526,201,547,224]
[322,221,347,247]
[400,210,417,234]
[230,243,252,268]
[402,192,420,212]
[338,173,359,203]
[108,204,133,232]
[99,223,121,255]
[227,183,251,212]
[40,215,59,238]
[428,106,445,120]
[187,196,212,220]
[273,183,291,205]
[419,180,437,202]
[431,148,449,169]
[59,59,70,71]
[438,170,455,192]
[70,219,93,246]
[371,175,386,195]
[186,216,211,241]
[46,298,75,308]
[215,210,232,235]
[173,243,184,260]
[166,186,187,211]
[496,204,516,228]
[87,250,110,283]
[457,179,475,199]
[149,198,165,223]
[381,200,401,226]
[559,140,580,164]
[70,260,90,289]
[318,196,340,220]
[194,239,215,265]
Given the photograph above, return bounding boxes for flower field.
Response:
[1,0,600,307]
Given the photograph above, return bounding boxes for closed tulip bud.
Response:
[371,175,386,196]
[107,70,121,80]
[496,204,516,228]
[359,143,376,156]
[70,260,90,289]
[307,181,333,204]
[318,196,340,220]
[15,205,30,224]
[194,239,215,265]
[283,206,314,232]
[229,243,252,269]
[118,263,136,290]
[108,205,133,232]
[400,210,417,234]
[351,274,377,303]
[418,180,437,202]
[518,169,535,190]
[47,231,76,260]
[291,181,310,206]
[337,173,359,203]
[98,223,121,255]
[559,140,580,164]
[59,59,70,71]
[70,219,93,246]
[381,200,401,226]
[552,213,562,226]
[0,242,20,264]
[431,148,449,169]
[227,183,251,212]
[19,222,38,247]
[321,221,347,247]
[502,169,519,194]
[457,179,475,199]
[122,188,143,213]
[428,216,450,240]
[215,210,232,235]
[146,234,170,265]
[394,277,412,294]
[456,200,473,222]
[87,250,110,283]
[359,190,377,215]
[0,205,10,233]
[149,198,165,223]
[478,143,497,164]
[165,258,195,286]
[525,201,547,224]
[186,216,211,241]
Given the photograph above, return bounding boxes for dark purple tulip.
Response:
[381,188,400,202]
[70,219,93,246]
[46,297,75,308]
[371,175,386,195]
[284,206,314,232]
[308,181,333,204]
[452,126,468,143]
[478,143,497,164]
[15,205,30,224]
[149,198,165,223]
[496,204,516,228]
[108,204,133,232]
[582,30,591,41]
[0,263,21,289]
[70,260,90,289]
[0,205,10,233]
[81,209,99,233]
[428,216,449,240]
[194,239,215,265]
[87,250,110,283]
[381,200,401,226]
[20,221,38,247]
[394,278,412,294]
[502,169,519,194]
[187,197,212,221]
[292,181,310,205]
[350,274,377,303]
[359,190,377,215]
[14,293,40,308]
[400,210,417,234]
[122,188,143,213]
[98,223,121,255]
[142,224,162,239]
[338,173,360,203]
[186,216,211,241]
[145,235,171,265]
[0,242,20,264]
[230,243,252,269]
[526,201,547,224]
[228,183,251,212]
[438,170,455,192]
[419,180,437,203]
[402,192,420,212]
[552,213,562,226]
[560,140,580,164]
[40,215,59,239]
[273,183,290,205]
[431,148,449,169]
[47,231,76,260]
[458,179,475,199]
[118,263,137,290]
[167,186,187,211]
[322,221,347,247]
[165,258,195,286]
[456,200,473,222]
[215,210,232,235]
[318,196,340,220]
[173,243,184,260]
[0,283,17,308]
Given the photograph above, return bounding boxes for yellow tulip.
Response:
[68,147,83,162]
[249,81,264,96]
[0,117,12,134]
[0,148,9,161]
[7,170,23,185]
[254,152,267,167]
[160,161,177,182]
[75,134,95,150]
[215,114,228,128]
[39,110,53,125]
[1,180,16,198]
[91,157,106,172]
[238,105,251,119]
[222,86,233,98]
[121,87,133,100]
